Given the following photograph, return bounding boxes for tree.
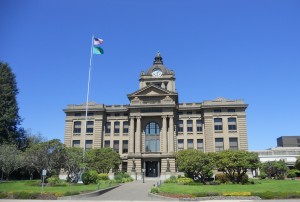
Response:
[0,62,22,145]
[260,160,288,179]
[214,150,260,184]
[295,157,300,171]
[85,147,121,173]
[24,139,65,176]
[0,144,24,180]
[176,149,215,183]
[64,147,83,182]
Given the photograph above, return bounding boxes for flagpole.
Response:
[83,35,94,159]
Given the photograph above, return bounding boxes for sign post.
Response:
[42,170,47,192]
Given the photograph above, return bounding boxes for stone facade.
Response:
[63,52,249,179]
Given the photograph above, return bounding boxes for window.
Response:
[123,121,129,133]
[105,122,111,134]
[124,113,129,116]
[178,120,183,132]
[114,121,120,134]
[178,139,184,150]
[73,121,81,133]
[88,112,94,116]
[214,118,223,131]
[106,113,111,117]
[228,109,235,113]
[187,120,193,132]
[215,138,224,152]
[196,110,201,114]
[85,140,93,150]
[214,109,221,113]
[115,113,120,117]
[229,138,238,150]
[145,122,160,152]
[86,121,94,133]
[187,139,194,149]
[187,111,192,115]
[178,111,183,115]
[114,140,119,153]
[72,140,80,147]
[197,139,203,151]
[122,140,128,153]
[228,118,237,130]
[75,113,81,117]
[196,120,203,132]
[104,140,110,147]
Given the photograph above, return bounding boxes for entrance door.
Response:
[146,161,158,177]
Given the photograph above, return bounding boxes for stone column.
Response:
[135,116,141,153]
[129,117,135,153]
[168,116,174,152]
[162,115,167,152]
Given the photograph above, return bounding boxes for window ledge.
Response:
[73,133,81,136]
[229,130,237,133]
[215,130,223,133]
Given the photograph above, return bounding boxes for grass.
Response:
[159,179,300,195]
[0,180,117,194]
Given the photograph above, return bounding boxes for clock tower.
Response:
[139,52,176,92]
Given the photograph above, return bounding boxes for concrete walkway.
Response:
[85,179,173,201]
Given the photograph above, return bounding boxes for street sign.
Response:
[42,170,47,176]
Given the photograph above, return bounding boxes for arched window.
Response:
[145,122,160,152]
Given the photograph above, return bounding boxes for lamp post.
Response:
[142,168,145,183]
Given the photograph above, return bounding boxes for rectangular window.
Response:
[122,140,128,153]
[214,118,223,131]
[187,120,193,132]
[196,120,203,132]
[106,113,111,117]
[196,110,201,114]
[72,140,80,147]
[228,118,237,130]
[86,121,94,133]
[115,113,120,117]
[114,122,120,134]
[113,140,119,153]
[214,109,221,113]
[123,121,129,134]
[85,140,93,150]
[229,138,238,150]
[187,139,194,149]
[178,111,183,115]
[228,109,235,113]
[215,138,224,152]
[105,122,111,134]
[88,112,94,116]
[178,139,184,150]
[187,111,192,115]
[75,113,81,117]
[73,121,81,133]
[178,120,183,132]
[104,140,110,147]
[197,139,203,151]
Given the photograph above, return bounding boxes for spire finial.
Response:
[153,51,163,65]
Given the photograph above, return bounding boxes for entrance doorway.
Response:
[145,161,159,177]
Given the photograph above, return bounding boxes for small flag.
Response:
[94,37,103,45]
[93,46,104,55]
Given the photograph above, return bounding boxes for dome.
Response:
[145,52,171,75]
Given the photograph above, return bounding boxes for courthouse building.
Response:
[64,52,249,179]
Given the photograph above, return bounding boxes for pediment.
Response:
[128,85,175,97]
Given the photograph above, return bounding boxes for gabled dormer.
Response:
[139,52,176,92]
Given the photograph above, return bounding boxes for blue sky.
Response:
[1,0,299,150]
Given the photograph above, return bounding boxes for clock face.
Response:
[152,68,162,78]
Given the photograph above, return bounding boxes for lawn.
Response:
[0,180,117,194]
[159,179,300,195]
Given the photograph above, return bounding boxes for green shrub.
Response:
[13,192,39,199]
[98,173,109,181]
[215,173,229,183]
[240,174,249,184]
[253,191,300,199]
[164,176,177,183]
[0,192,8,199]
[47,175,67,186]
[114,172,133,183]
[64,191,80,196]
[287,169,298,178]
[176,177,193,185]
[82,170,98,185]
[259,172,267,179]
[150,187,159,194]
